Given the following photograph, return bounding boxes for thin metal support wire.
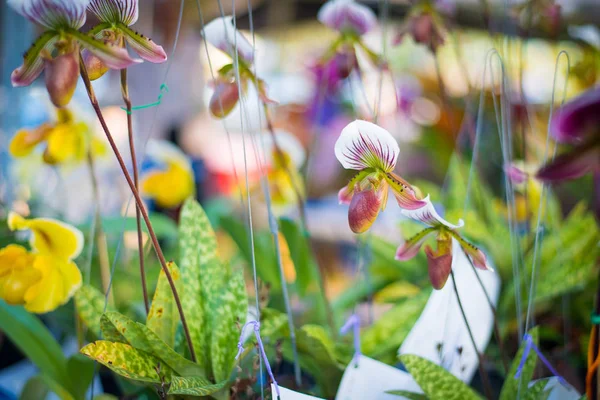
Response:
[374,0,389,124]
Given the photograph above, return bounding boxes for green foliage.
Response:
[279,217,318,295]
[400,354,483,400]
[146,261,182,348]
[78,213,178,239]
[386,390,429,399]
[521,379,552,400]
[168,376,228,396]
[67,354,96,399]
[75,284,109,337]
[499,328,539,400]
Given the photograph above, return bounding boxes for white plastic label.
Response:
[272,383,325,399]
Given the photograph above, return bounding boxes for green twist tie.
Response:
[591,313,600,325]
[121,84,169,114]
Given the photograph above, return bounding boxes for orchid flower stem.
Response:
[465,255,510,374]
[120,68,149,315]
[86,150,113,306]
[263,104,337,337]
[79,57,197,363]
[450,271,494,400]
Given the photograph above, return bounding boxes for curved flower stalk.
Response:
[335,120,427,233]
[204,16,273,118]
[84,0,167,80]
[315,0,381,88]
[0,212,83,313]
[7,0,139,107]
[141,140,195,209]
[395,197,492,289]
[393,0,449,52]
[9,107,106,165]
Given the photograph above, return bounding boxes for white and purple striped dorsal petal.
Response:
[88,0,138,25]
[334,120,399,172]
[9,0,89,29]
[401,195,464,229]
[204,16,254,64]
[317,0,377,35]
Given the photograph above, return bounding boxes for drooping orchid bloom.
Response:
[336,120,427,233]
[317,0,377,36]
[7,0,139,107]
[140,140,195,209]
[9,107,106,165]
[204,16,272,119]
[395,198,492,289]
[393,0,449,52]
[537,87,600,182]
[84,0,167,80]
[0,212,83,313]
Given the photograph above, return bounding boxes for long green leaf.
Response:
[75,285,109,337]
[147,261,182,347]
[400,354,482,400]
[522,379,551,400]
[279,218,318,296]
[167,376,227,396]
[499,328,539,400]
[80,340,173,384]
[77,213,178,238]
[67,354,95,399]
[385,390,429,400]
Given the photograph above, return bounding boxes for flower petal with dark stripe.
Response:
[317,0,377,35]
[88,0,138,25]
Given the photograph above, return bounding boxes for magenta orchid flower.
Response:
[395,197,492,289]
[317,0,377,36]
[336,120,427,233]
[204,16,273,119]
[8,0,139,107]
[537,86,600,182]
[83,0,167,80]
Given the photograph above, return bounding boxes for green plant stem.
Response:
[450,271,494,400]
[79,57,196,363]
[86,151,113,305]
[263,105,337,337]
[120,68,149,315]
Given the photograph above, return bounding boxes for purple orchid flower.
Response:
[317,0,377,36]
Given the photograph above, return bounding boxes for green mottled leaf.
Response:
[80,341,172,384]
[102,311,202,377]
[499,328,539,400]
[279,218,317,295]
[75,285,109,337]
[147,261,182,347]
[522,379,551,400]
[385,390,429,399]
[100,314,127,343]
[67,354,95,399]
[400,354,482,400]
[167,376,227,396]
[211,267,248,382]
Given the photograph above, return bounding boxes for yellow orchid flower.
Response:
[0,213,83,313]
[141,140,195,209]
[269,148,306,208]
[9,108,106,165]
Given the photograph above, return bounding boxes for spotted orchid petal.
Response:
[204,16,254,64]
[424,238,453,290]
[317,0,377,35]
[348,182,387,234]
[8,0,89,29]
[11,31,58,87]
[395,227,437,261]
[550,86,600,144]
[119,23,167,63]
[335,120,399,172]
[88,0,138,25]
[449,231,492,271]
[67,28,141,69]
[537,144,600,182]
[400,195,464,228]
[384,171,428,210]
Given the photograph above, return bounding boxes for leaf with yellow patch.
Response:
[147,261,182,348]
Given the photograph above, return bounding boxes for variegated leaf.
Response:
[147,261,182,348]
[80,341,172,384]
[75,285,109,337]
[100,314,127,343]
[167,376,228,396]
[210,266,248,382]
[499,328,539,400]
[102,311,203,377]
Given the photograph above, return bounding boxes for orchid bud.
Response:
[410,13,445,52]
[209,80,239,118]
[44,50,80,108]
[82,49,110,81]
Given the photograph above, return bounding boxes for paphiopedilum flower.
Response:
[204,16,274,119]
[141,140,195,209]
[317,0,377,36]
[395,198,492,289]
[393,1,448,52]
[537,87,600,182]
[0,212,83,313]
[9,107,106,165]
[8,0,139,107]
[502,161,543,226]
[335,120,427,233]
[84,0,167,80]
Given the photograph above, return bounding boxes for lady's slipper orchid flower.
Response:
[395,198,492,289]
[7,0,139,107]
[9,107,106,165]
[501,161,543,225]
[537,87,600,182]
[393,1,448,52]
[141,140,195,209]
[317,0,378,36]
[335,120,427,233]
[84,0,167,80]
[0,213,83,313]
[204,16,274,119]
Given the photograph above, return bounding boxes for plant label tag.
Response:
[335,356,422,400]
[530,377,580,400]
[272,384,325,399]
